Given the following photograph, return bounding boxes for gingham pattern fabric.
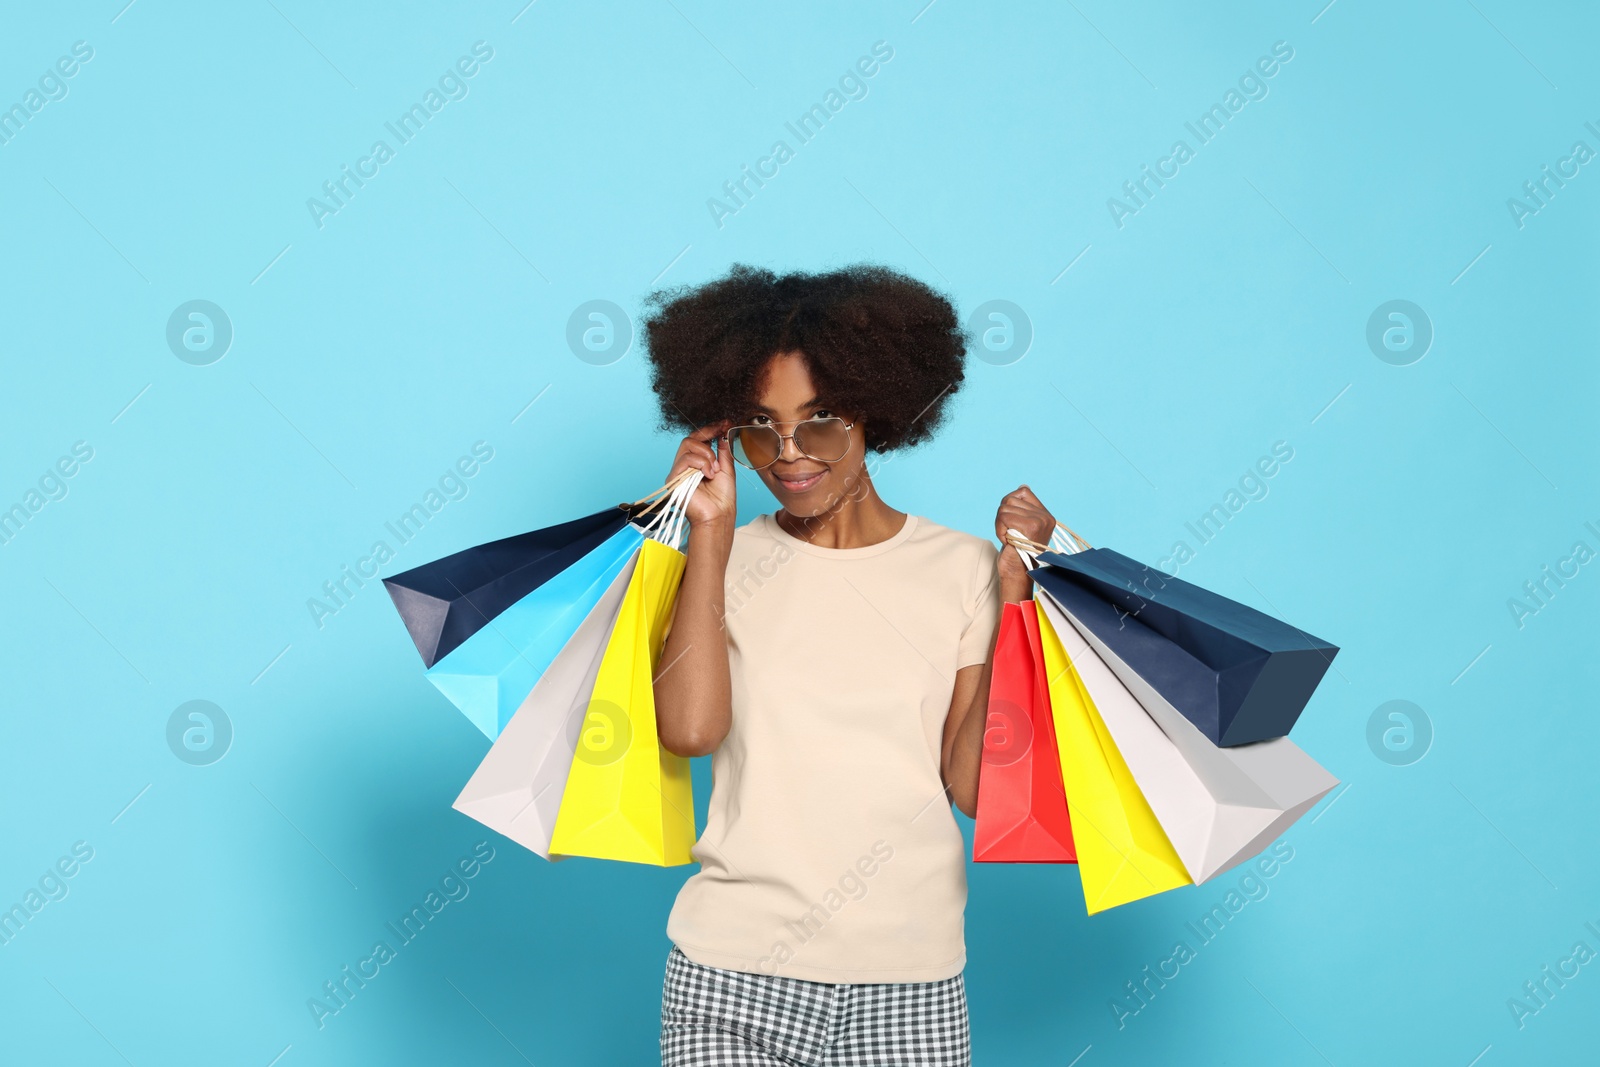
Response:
[660,945,971,1066]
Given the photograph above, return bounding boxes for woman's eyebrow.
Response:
[752,397,824,414]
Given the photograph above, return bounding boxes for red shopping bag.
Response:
[973,601,1077,863]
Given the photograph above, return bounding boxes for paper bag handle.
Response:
[1048,521,1091,553]
[625,466,698,518]
[641,467,703,550]
[1004,521,1089,571]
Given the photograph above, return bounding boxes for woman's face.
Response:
[738,351,870,518]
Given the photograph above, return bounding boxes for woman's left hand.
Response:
[993,485,1056,602]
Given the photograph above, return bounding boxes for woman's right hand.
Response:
[667,420,736,529]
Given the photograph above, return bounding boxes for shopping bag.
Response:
[451,550,640,859]
[974,601,1076,863]
[384,471,697,740]
[1036,529,1338,746]
[1034,598,1191,913]
[1034,573,1339,884]
[383,507,633,669]
[424,523,644,740]
[547,535,695,866]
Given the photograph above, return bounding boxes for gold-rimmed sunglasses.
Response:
[723,416,855,471]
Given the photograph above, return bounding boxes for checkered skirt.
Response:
[660,945,970,1066]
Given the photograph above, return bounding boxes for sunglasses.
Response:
[723,416,855,471]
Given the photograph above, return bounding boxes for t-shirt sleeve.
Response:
[955,541,1003,670]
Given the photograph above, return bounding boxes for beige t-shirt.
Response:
[665,509,1002,983]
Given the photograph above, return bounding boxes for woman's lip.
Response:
[775,470,826,491]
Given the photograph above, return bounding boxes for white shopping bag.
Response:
[452,551,640,859]
[1033,578,1338,884]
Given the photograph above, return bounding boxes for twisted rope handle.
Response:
[641,467,703,550]
[643,470,689,540]
[1005,520,1091,571]
[1003,527,1042,572]
[627,466,699,519]
[663,469,702,549]
[1048,521,1091,553]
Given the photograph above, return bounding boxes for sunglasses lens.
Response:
[795,418,851,462]
[729,426,781,469]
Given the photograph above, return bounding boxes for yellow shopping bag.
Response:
[548,537,696,865]
[1034,599,1191,913]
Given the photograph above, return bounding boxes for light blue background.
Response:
[3,0,1596,1063]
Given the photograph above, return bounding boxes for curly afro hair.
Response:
[640,263,969,454]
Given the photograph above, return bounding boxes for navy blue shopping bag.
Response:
[1031,548,1338,747]
[383,505,635,669]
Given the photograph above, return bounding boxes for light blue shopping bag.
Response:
[425,522,646,740]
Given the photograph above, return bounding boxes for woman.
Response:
[642,264,1057,1066]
